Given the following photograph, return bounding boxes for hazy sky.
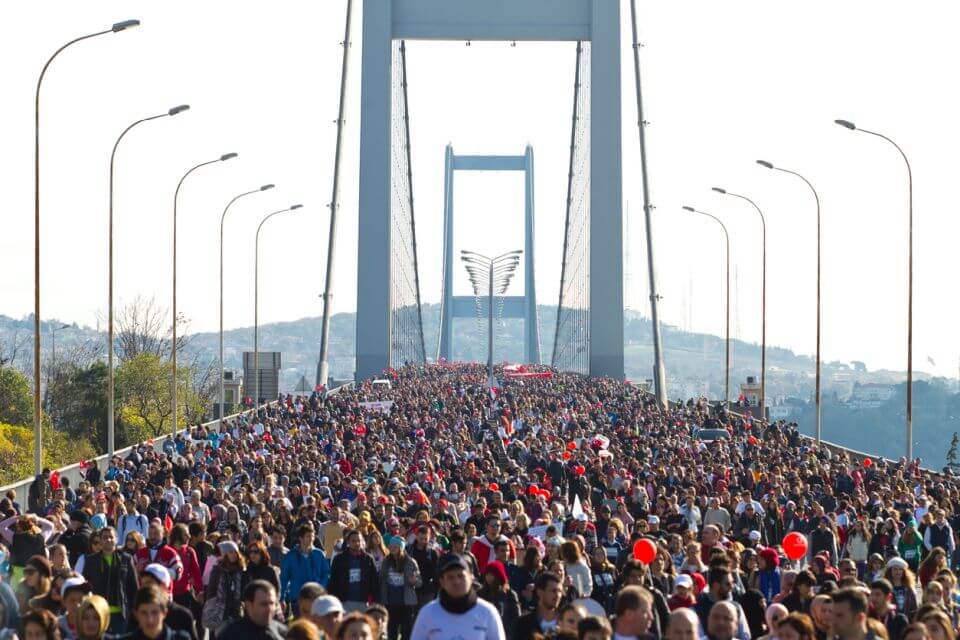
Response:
[3,1,959,378]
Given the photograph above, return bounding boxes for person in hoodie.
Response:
[476,560,520,637]
[754,547,782,604]
[667,574,697,611]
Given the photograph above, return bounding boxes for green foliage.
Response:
[0,365,32,426]
[115,353,208,438]
[0,421,96,486]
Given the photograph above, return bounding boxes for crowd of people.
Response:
[2,362,960,640]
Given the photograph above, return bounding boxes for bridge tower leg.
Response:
[589,0,624,379]
[438,145,455,361]
[355,1,393,381]
[523,145,541,364]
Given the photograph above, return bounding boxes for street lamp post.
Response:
[317,0,356,390]
[757,159,822,445]
[48,323,71,409]
[171,153,237,439]
[254,205,303,408]
[108,105,189,457]
[34,18,140,474]
[461,250,522,387]
[682,206,731,408]
[835,119,914,460]
[219,184,275,426]
[713,187,768,417]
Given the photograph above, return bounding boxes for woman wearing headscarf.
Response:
[76,595,110,640]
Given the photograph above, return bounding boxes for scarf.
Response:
[438,587,478,614]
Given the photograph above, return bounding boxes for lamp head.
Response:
[834,119,857,130]
[112,19,141,32]
[220,152,238,161]
[260,184,275,191]
[711,187,727,194]
[290,204,303,210]
[682,206,695,212]
[168,105,190,116]
[756,160,774,169]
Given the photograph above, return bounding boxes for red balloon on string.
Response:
[633,538,657,564]
[575,465,586,476]
[782,532,808,561]
[562,451,572,460]
[862,458,872,468]
[539,489,551,499]
[528,485,539,496]
[747,436,758,446]
[567,441,577,451]
[355,424,367,436]
[488,483,499,492]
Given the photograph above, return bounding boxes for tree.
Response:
[948,432,959,467]
[0,365,32,426]
[115,352,201,438]
[115,296,190,363]
[0,421,96,485]
[116,353,173,438]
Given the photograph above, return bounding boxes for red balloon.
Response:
[488,483,500,492]
[567,441,577,451]
[633,538,657,564]
[539,489,551,499]
[355,424,367,436]
[862,458,873,468]
[782,532,808,561]
[575,465,586,476]
[562,451,572,461]
[528,485,539,496]
[747,435,758,446]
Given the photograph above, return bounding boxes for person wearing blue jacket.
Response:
[280,524,330,614]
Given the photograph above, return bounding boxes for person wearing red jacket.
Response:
[168,524,202,612]
[470,516,514,574]
[135,520,183,586]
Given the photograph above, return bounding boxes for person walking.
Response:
[410,555,504,640]
[379,536,420,640]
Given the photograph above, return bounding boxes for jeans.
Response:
[386,604,413,640]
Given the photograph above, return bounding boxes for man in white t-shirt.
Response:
[410,555,504,640]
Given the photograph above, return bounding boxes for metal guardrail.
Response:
[0,403,276,509]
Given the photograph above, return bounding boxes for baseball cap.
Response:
[61,576,92,598]
[439,554,471,575]
[311,595,344,617]
[142,563,172,590]
[675,574,694,590]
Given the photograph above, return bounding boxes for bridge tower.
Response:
[356,0,624,381]
[437,144,541,364]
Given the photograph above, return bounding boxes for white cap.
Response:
[648,515,660,524]
[311,595,344,617]
[143,563,172,589]
[61,576,92,597]
[675,574,694,590]
[749,530,762,542]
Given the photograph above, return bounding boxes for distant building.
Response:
[846,382,895,409]
[768,405,794,421]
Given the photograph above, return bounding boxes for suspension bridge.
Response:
[352,0,663,395]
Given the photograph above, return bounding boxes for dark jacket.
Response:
[124,601,197,640]
[116,625,192,640]
[59,524,93,567]
[82,551,140,621]
[408,543,440,600]
[514,611,550,640]
[217,616,287,640]
[327,550,378,603]
[478,587,521,637]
